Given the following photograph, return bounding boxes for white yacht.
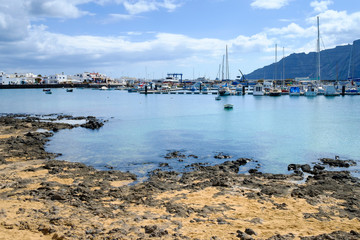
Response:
[304,85,317,96]
[324,84,340,96]
[253,84,264,96]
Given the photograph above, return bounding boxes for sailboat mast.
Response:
[347,45,353,80]
[282,46,285,86]
[317,16,321,82]
[222,55,225,81]
[274,44,278,82]
[226,45,229,80]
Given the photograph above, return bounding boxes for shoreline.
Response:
[0,114,359,239]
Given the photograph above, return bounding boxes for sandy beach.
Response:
[0,114,359,240]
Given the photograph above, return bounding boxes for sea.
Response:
[1,88,359,179]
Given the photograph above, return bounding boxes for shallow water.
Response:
[1,88,359,178]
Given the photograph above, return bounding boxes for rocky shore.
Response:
[0,114,359,240]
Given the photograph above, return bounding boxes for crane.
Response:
[238,69,246,81]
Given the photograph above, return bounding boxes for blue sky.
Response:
[0,0,359,79]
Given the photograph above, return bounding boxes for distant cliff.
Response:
[245,39,360,80]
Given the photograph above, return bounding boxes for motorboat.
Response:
[289,86,301,96]
[324,84,340,96]
[304,85,317,96]
[245,86,254,95]
[345,87,359,95]
[269,88,282,96]
[317,86,325,95]
[224,104,233,109]
[253,84,264,96]
[66,88,73,92]
[100,86,109,90]
[215,96,221,100]
[218,86,231,96]
[281,87,289,95]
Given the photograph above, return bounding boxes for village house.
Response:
[0,72,38,85]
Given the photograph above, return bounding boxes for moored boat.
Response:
[218,86,231,96]
[224,104,233,109]
[269,88,282,96]
[324,84,340,96]
[289,86,301,96]
[253,84,264,96]
[304,85,317,96]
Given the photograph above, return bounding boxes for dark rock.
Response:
[164,151,186,159]
[288,164,301,171]
[236,230,254,240]
[245,228,257,236]
[320,158,357,168]
[299,230,360,240]
[267,233,295,240]
[214,152,232,159]
[313,164,325,171]
[0,156,7,164]
[159,163,169,167]
[144,225,168,237]
[248,169,258,174]
[81,119,104,130]
[300,164,312,173]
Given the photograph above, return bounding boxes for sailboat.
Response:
[269,44,282,96]
[218,45,233,96]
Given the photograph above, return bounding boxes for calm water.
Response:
[1,88,359,178]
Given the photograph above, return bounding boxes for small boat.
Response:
[215,96,221,100]
[66,89,73,92]
[269,88,282,96]
[100,86,109,90]
[43,88,51,92]
[45,90,52,94]
[304,85,317,96]
[218,86,231,96]
[127,88,138,93]
[324,84,340,96]
[289,86,301,96]
[224,104,233,109]
[253,84,264,96]
[345,87,358,95]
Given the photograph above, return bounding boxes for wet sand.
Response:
[0,114,359,240]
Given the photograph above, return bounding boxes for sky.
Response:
[0,0,360,79]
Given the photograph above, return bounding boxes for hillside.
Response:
[245,39,360,80]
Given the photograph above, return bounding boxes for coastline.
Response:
[0,114,359,240]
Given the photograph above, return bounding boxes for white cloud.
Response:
[26,0,91,19]
[267,23,312,38]
[251,0,291,9]
[103,13,136,23]
[123,0,181,15]
[310,0,333,13]
[0,1,30,41]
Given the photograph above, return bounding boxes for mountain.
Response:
[245,39,360,81]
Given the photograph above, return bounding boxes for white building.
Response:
[72,72,93,83]
[0,72,38,85]
[44,74,68,84]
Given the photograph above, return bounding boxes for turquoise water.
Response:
[1,88,359,178]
